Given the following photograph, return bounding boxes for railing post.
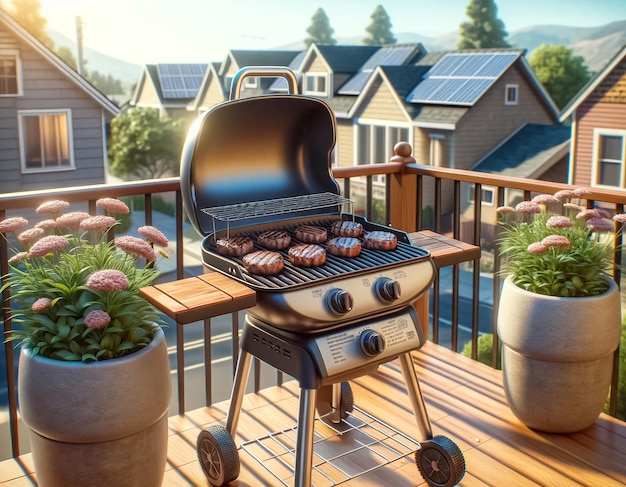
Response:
[389,142,417,232]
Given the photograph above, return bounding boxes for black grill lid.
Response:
[180,67,339,236]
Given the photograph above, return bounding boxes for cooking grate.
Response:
[239,406,420,487]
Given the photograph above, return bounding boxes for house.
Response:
[560,43,626,191]
[0,9,119,193]
[129,63,208,122]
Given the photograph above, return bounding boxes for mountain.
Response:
[48,30,142,85]
[278,21,626,73]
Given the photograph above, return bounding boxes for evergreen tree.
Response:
[458,0,510,49]
[304,8,336,47]
[56,46,78,70]
[7,0,55,49]
[363,5,396,46]
[529,44,590,110]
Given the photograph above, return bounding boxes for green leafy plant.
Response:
[0,198,169,362]
[496,188,624,297]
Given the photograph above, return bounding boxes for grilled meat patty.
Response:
[242,250,284,275]
[294,225,327,244]
[331,220,363,237]
[362,231,398,251]
[327,237,362,258]
[288,244,326,267]
[257,230,291,250]
[215,236,254,257]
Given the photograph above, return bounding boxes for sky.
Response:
[31,0,626,65]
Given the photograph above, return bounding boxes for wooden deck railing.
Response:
[0,143,624,461]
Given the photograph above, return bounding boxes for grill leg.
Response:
[226,348,252,439]
[398,352,433,441]
[294,387,317,487]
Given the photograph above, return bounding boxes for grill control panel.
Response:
[314,306,423,377]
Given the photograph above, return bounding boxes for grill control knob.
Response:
[360,330,386,356]
[374,277,401,303]
[326,288,354,315]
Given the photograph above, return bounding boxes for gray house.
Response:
[0,9,119,193]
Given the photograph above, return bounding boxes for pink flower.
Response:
[541,235,571,249]
[96,198,130,215]
[138,226,169,247]
[115,236,157,261]
[554,189,575,200]
[86,270,129,291]
[8,252,29,264]
[563,203,583,212]
[495,206,515,215]
[532,194,560,205]
[31,297,52,312]
[17,228,45,245]
[545,216,572,229]
[80,216,118,233]
[36,200,70,215]
[56,212,91,230]
[0,217,29,233]
[34,219,57,231]
[515,201,542,214]
[29,235,69,258]
[84,310,111,329]
[586,218,614,233]
[527,242,549,254]
[576,209,600,221]
[572,187,591,197]
[613,214,626,224]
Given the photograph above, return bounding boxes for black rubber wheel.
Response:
[316,381,354,422]
[415,435,465,487]
[197,425,240,486]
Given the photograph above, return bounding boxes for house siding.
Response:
[0,30,109,192]
[335,120,353,168]
[358,79,407,123]
[572,62,626,187]
[197,76,225,111]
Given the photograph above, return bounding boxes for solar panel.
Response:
[406,52,518,105]
[157,63,208,99]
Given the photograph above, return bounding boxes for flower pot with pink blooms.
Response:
[0,198,171,486]
[496,188,623,433]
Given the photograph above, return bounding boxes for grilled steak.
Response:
[327,237,362,258]
[362,231,398,251]
[257,230,291,250]
[288,244,326,267]
[331,220,363,237]
[242,250,284,275]
[294,225,327,244]
[215,236,254,257]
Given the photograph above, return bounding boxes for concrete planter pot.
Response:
[497,276,621,433]
[18,328,171,487]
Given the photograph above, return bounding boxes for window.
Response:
[223,75,234,94]
[356,123,409,183]
[505,84,518,105]
[593,130,625,189]
[0,52,20,95]
[19,110,73,172]
[467,184,495,206]
[243,76,258,89]
[429,134,445,167]
[304,73,327,96]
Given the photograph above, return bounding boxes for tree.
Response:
[457,0,510,49]
[7,0,55,49]
[529,44,590,110]
[108,108,187,180]
[363,5,396,46]
[304,8,336,47]
[56,46,78,70]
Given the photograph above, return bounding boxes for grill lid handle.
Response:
[229,66,298,100]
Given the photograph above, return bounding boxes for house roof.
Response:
[221,50,301,76]
[313,45,381,73]
[0,8,119,117]
[471,124,571,178]
[187,62,223,111]
[559,43,626,121]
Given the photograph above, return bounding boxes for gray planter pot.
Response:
[497,276,621,433]
[18,328,171,487]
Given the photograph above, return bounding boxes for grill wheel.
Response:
[197,425,240,486]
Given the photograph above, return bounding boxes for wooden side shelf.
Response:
[409,230,481,268]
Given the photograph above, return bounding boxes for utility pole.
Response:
[76,16,86,76]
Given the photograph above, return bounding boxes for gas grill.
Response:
[180,67,465,487]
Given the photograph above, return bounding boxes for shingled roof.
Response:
[315,45,380,73]
[472,124,570,177]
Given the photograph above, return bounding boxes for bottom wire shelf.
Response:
[239,406,421,487]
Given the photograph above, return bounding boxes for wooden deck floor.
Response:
[1,341,625,486]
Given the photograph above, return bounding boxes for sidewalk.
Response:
[437,264,496,306]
